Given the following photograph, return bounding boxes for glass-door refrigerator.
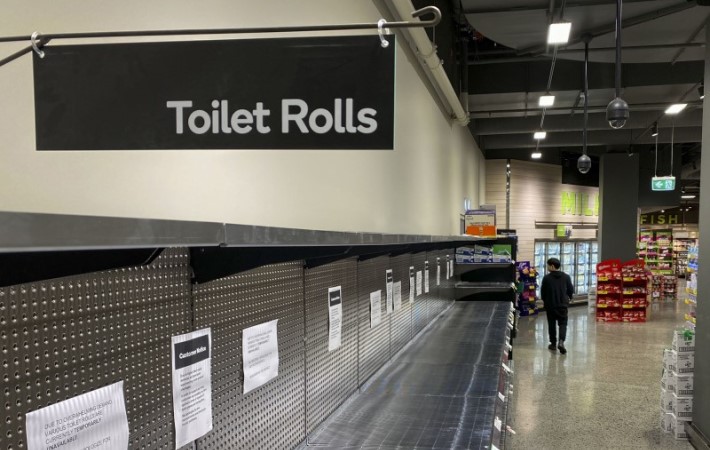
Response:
[575,242,590,295]
[534,242,546,276]
[590,241,599,287]
[561,242,576,282]
[547,242,561,267]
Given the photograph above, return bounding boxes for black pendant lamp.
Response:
[578,36,592,174]
[606,0,629,128]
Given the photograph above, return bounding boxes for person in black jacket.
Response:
[540,257,574,354]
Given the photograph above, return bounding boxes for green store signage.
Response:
[561,191,599,216]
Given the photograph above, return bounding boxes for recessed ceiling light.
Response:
[548,22,572,45]
[539,95,555,107]
[665,103,687,115]
[533,131,547,139]
[651,122,659,137]
[681,194,696,199]
[531,152,542,159]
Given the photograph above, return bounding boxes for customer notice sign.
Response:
[33,35,394,150]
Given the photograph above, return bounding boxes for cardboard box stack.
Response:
[661,330,695,440]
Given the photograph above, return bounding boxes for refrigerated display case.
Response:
[561,242,576,282]
[534,240,599,298]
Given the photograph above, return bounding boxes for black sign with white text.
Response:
[33,35,395,150]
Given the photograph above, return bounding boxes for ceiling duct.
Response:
[387,0,469,125]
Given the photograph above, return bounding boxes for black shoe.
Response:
[548,343,557,351]
[558,342,567,355]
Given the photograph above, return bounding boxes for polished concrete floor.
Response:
[507,301,693,450]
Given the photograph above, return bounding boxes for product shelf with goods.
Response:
[673,238,697,278]
[515,261,538,317]
[684,244,698,332]
[639,229,675,276]
[596,260,623,322]
[621,259,649,322]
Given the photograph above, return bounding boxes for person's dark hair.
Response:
[547,258,561,270]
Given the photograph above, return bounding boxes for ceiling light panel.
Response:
[665,103,687,115]
[548,23,572,44]
[533,131,547,139]
[538,95,555,107]
[531,152,542,159]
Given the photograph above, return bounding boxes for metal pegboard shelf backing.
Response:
[410,252,429,336]
[193,261,306,450]
[0,247,192,450]
[1,245,461,450]
[357,256,391,386]
[389,254,413,355]
[429,249,455,319]
[304,258,359,435]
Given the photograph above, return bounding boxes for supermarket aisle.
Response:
[507,303,692,450]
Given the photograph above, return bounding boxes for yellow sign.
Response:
[639,214,679,225]
[561,192,599,216]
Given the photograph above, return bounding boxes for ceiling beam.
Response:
[469,59,703,94]
[480,127,702,149]
[463,0,651,15]
[517,1,698,56]
[473,109,703,135]
[469,102,702,119]
[470,43,705,61]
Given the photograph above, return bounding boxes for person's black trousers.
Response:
[546,307,569,344]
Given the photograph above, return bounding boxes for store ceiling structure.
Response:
[462,0,706,196]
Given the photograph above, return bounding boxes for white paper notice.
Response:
[409,266,415,303]
[393,281,402,310]
[386,269,394,314]
[446,256,451,279]
[370,290,382,328]
[416,271,423,296]
[328,286,343,351]
[436,258,441,286]
[171,328,213,448]
[243,320,279,395]
[424,261,430,293]
[26,381,129,450]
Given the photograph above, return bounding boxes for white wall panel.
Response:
[0,0,482,236]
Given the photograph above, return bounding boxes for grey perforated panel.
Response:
[0,248,192,450]
[304,258,359,435]
[389,254,412,355]
[410,253,428,336]
[193,261,305,450]
[429,250,447,319]
[357,256,390,386]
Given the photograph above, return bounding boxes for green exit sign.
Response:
[651,176,676,191]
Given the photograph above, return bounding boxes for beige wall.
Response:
[0,0,483,235]
[486,160,598,264]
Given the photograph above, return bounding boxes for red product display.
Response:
[596,259,649,323]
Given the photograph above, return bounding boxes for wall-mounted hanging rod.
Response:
[0,6,441,68]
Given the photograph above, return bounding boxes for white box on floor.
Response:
[661,370,676,394]
[676,373,694,396]
[663,349,674,372]
[661,412,673,433]
[672,331,695,353]
[672,393,693,419]
[661,388,673,412]
[672,350,695,373]
[670,414,690,440]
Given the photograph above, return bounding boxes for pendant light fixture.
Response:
[606,0,629,129]
[578,36,592,174]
